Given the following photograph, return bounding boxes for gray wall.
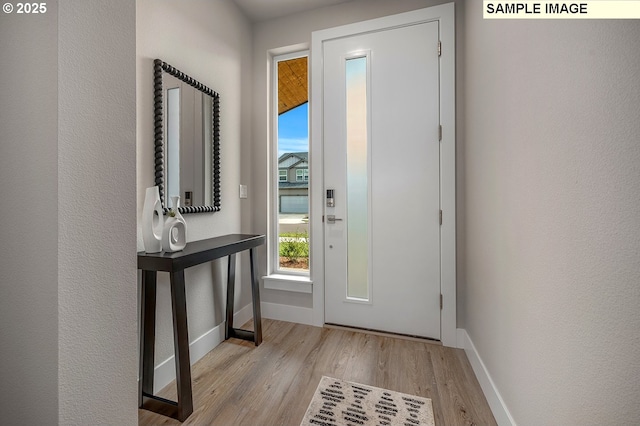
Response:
[463,2,640,424]
[136,0,253,369]
[0,3,59,424]
[58,1,138,423]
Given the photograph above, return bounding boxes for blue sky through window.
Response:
[278,102,308,156]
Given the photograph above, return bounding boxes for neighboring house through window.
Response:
[279,152,309,214]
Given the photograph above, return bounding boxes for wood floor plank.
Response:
[138,319,496,426]
[431,343,497,426]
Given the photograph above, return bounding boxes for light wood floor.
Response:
[138,319,496,425]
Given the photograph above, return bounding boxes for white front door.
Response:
[323,20,442,339]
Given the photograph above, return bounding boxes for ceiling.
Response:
[233,0,353,23]
[278,57,308,115]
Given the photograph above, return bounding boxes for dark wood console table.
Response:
[138,234,265,421]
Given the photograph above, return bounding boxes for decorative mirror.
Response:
[154,59,221,213]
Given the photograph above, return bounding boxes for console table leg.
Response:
[170,271,193,421]
[250,248,262,346]
[225,253,237,340]
[139,270,157,406]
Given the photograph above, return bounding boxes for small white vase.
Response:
[162,196,187,252]
[142,186,163,253]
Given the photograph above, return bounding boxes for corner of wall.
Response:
[458,329,515,426]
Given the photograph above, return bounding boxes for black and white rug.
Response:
[300,376,435,426]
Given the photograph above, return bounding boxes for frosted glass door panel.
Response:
[346,57,369,300]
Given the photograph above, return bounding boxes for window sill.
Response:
[262,274,312,293]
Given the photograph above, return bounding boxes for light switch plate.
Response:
[239,184,248,199]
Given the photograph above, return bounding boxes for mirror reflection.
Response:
[154,59,220,214]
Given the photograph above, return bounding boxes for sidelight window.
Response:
[271,51,310,275]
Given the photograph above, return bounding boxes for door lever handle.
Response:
[326,215,343,224]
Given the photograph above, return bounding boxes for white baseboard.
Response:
[153,303,255,393]
[261,301,314,325]
[458,328,516,426]
[232,302,256,329]
[456,327,466,349]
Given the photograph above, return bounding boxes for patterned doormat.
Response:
[300,376,435,426]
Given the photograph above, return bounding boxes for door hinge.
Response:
[439,210,443,225]
[322,215,325,223]
[440,294,443,310]
[438,40,442,57]
[438,124,442,141]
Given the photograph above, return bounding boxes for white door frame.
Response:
[309,3,456,347]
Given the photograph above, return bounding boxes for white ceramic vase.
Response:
[162,195,187,252]
[142,186,163,253]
